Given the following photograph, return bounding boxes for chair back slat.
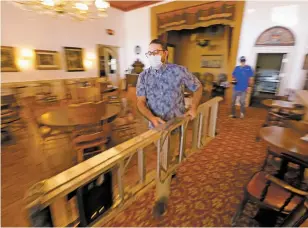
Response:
[68,102,102,125]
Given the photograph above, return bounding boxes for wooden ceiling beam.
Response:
[109,1,161,12]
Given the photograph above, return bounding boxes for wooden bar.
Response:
[50,196,70,227]
[137,148,146,184]
[201,107,210,147]
[197,113,203,148]
[208,102,218,138]
[117,160,125,203]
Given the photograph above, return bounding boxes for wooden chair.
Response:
[35,82,58,103]
[111,97,136,141]
[232,153,308,226]
[73,123,111,162]
[74,87,100,104]
[68,102,111,163]
[63,80,77,100]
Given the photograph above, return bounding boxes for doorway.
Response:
[97,45,120,86]
[250,53,286,107]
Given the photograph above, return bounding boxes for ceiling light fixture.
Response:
[12,0,110,21]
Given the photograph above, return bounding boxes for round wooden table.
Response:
[38,104,121,128]
[260,126,308,155]
[262,99,295,110]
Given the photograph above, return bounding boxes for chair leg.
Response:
[232,192,249,226]
[261,152,270,171]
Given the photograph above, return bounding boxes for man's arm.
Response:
[181,67,202,119]
[191,86,202,112]
[232,67,237,81]
[248,66,255,86]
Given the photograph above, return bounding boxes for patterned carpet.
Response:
[105,104,269,227]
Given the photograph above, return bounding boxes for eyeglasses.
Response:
[145,50,164,58]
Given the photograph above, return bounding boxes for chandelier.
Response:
[12,0,110,20]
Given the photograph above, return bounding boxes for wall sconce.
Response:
[18,48,34,69]
[84,52,96,69]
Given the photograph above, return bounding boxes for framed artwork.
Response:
[64,47,84,72]
[35,50,60,70]
[1,46,18,72]
[201,55,223,68]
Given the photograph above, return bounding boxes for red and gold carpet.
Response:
[105,104,268,226]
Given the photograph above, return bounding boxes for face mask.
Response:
[148,55,162,69]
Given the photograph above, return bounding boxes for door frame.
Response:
[251,46,295,95]
[97,44,121,86]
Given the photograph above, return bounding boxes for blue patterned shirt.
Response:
[136,63,201,127]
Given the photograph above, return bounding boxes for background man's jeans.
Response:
[231,90,246,115]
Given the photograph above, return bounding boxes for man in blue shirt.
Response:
[230,56,254,118]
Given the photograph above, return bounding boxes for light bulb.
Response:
[21,48,33,58]
[95,0,110,9]
[75,3,88,11]
[18,59,30,69]
[42,0,55,7]
[84,60,93,68]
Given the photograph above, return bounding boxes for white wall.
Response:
[123,1,172,71]
[1,1,125,83]
[237,1,308,92]
[123,7,151,71]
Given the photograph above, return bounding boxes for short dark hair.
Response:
[150,39,167,50]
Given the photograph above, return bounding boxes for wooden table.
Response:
[38,104,121,128]
[260,126,308,155]
[262,99,295,110]
[296,90,308,121]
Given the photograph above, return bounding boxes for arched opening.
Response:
[250,26,296,107]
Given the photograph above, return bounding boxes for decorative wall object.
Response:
[131,59,144,74]
[1,46,18,72]
[156,1,236,35]
[35,50,60,70]
[201,55,223,68]
[64,47,84,72]
[255,26,295,46]
[106,29,114,35]
[135,46,141,55]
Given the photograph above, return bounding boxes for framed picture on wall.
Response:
[35,50,61,70]
[201,55,223,68]
[1,46,18,72]
[64,47,84,72]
